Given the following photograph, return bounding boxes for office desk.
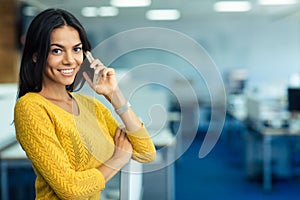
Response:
[246,119,300,191]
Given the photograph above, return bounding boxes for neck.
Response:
[39,86,72,102]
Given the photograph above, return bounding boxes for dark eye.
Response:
[52,49,62,55]
[74,47,82,53]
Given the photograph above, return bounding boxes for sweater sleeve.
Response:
[126,124,156,163]
[94,100,156,163]
[14,98,105,200]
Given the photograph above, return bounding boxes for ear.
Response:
[32,53,37,63]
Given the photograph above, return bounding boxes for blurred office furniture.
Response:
[222,69,248,166]
[226,86,300,191]
[224,66,248,163]
[286,87,300,175]
[245,119,299,191]
[226,68,248,95]
[227,94,247,122]
[0,0,18,83]
[287,87,300,120]
[244,94,300,191]
[246,95,288,128]
[101,161,143,200]
[142,138,176,200]
[127,85,177,200]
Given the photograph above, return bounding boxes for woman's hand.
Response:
[97,127,133,182]
[83,51,119,98]
[112,127,133,164]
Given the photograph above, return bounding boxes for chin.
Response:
[62,78,76,86]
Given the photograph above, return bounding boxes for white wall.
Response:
[86,16,300,80]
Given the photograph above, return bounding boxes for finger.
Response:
[118,126,127,137]
[84,51,94,63]
[106,68,115,76]
[92,59,105,69]
[114,127,122,140]
[85,52,106,77]
[93,62,106,77]
[101,68,114,79]
[85,52,105,71]
[93,71,99,85]
[119,125,126,133]
[119,129,126,139]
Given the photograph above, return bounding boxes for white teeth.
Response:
[60,69,74,74]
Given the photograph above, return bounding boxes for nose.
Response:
[62,51,76,65]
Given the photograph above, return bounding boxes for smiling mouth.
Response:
[58,68,75,75]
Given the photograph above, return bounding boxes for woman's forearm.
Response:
[97,156,127,182]
[98,127,133,182]
[107,88,142,132]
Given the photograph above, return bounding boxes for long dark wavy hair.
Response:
[17,8,92,99]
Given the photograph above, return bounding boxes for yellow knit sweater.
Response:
[14,92,156,200]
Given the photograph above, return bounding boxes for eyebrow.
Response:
[50,42,82,48]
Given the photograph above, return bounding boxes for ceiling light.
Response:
[214,1,252,12]
[258,0,298,5]
[146,9,181,21]
[98,6,119,17]
[110,0,151,7]
[81,7,98,17]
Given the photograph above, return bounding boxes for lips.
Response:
[58,68,75,75]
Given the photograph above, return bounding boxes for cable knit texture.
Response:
[14,92,156,200]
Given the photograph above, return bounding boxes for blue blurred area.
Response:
[0,164,36,199]
[175,124,300,200]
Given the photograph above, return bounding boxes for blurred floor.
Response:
[175,133,300,200]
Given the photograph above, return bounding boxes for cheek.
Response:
[77,59,83,66]
[75,55,83,65]
[46,56,61,68]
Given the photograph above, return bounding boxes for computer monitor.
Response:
[288,88,300,112]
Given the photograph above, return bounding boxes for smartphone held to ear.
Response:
[84,51,103,85]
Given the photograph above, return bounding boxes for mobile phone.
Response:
[84,52,98,85]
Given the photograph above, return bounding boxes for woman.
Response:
[14,8,156,199]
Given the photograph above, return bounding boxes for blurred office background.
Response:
[1,0,300,199]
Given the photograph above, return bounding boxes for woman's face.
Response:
[42,25,83,88]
